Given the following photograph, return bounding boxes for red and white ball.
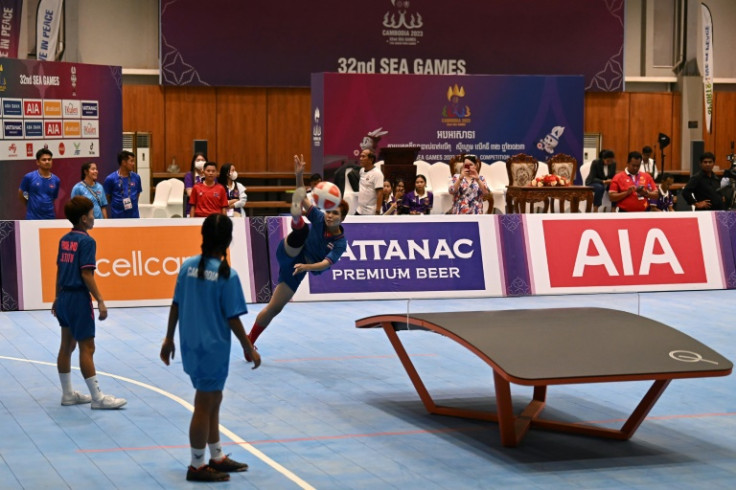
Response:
[311,181,342,211]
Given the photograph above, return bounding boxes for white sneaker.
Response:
[91,394,127,410]
[61,391,92,406]
[291,187,307,219]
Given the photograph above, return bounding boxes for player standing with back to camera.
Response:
[53,196,127,409]
[246,154,349,357]
[160,214,260,482]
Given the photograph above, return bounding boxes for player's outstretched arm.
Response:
[160,303,179,365]
[293,259,331,275]
[229,317,261,369]
[294,154,306,187]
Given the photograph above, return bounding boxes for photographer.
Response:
[608,151,657,212]
[449,154,490,214]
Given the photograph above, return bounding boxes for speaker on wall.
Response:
[691,140,704,175]
[193,139,208,157]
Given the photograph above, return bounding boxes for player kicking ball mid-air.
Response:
[160,214,261,482]
[246,154,349,358]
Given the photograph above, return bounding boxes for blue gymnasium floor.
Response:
[0,291,735,489]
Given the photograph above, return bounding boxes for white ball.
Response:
[311,181,342,211]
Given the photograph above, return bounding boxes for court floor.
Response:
[1,290,734,489]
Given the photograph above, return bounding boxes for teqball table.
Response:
[356,308,732,447]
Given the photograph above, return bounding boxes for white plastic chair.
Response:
[342,168,359,215]
[139,180,172,218]
[480,161,508,214]
[427,162,452,214]
[578,162,592,213]
[165,178,185,217]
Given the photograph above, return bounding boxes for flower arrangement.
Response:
[532,174,570,187]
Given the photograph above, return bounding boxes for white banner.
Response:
[36,0,63,60]
[701,3,714,134]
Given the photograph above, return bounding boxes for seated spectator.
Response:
[404,174,433,215]
[649,173,675,212]
[381,180,394,214]
[682,152,727,210]
[585,149,617,212]
[608,151,658,212]
[383,179,409,215]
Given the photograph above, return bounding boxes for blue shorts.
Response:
[56,290,95,341]
[189,376,226,392]
[276,240,307,293]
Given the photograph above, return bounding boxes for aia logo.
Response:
[542,218,708,287]
[45,121,62,137]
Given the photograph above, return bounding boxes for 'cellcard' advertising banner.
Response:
[311,73,584,178]
[15,218,256,309]
[0,58,120,220]
[290,215,504,301]
[525,213,725,294]
[160,0,624,91]
[0,0,22,58]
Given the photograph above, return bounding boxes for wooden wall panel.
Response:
[164,87,217,173]
[671,93,682,170]
[215,88,268,172]
[629,92,674,171]
[266,88,311,172]
[714,92,736,166]
[584,92,630,170]
[122,85,165,172]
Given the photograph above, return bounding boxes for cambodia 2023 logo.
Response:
[442,84,471,127]
[382,0,423,46]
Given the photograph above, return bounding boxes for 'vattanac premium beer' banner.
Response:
[160,0,624,91]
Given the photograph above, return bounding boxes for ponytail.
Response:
[197,214,234,280]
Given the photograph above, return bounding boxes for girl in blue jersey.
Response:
[53,196,126,410]
[247,155,349,353]
[160,214,260,483]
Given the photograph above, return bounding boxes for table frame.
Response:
[356,314,731,447]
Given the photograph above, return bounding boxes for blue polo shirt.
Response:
[103,171,142,218]
[173,255,248,381]
[71,181,108,219]
[19,170,60,219]
[56,229,96,290]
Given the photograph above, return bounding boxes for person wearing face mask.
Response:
[185,152,208,217]
[190,162,228,218]
[71,162,108,219]
[217,163,247,217]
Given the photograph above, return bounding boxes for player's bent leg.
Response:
[246,283,296,361]
[78,338,127,410]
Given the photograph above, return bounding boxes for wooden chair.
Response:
[547,153,578,212]
[505,153,539,213]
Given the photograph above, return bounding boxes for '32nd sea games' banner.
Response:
[0,58,122,220]
[311,73,583,176]
[160,0,624,91]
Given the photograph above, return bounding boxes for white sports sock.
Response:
[59,372,73,397]
[191,447,206,468]
[208,441,224,462]
[84,375,104,402]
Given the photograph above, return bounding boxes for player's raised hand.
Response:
[294,154,307,174]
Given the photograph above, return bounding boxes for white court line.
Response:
[0,355,316,490]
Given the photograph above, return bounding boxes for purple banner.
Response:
[311,73,584,177]
[0,58,122,220]
[0,0,22,59]
[160,0,623,91]
[309,220,485,294]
